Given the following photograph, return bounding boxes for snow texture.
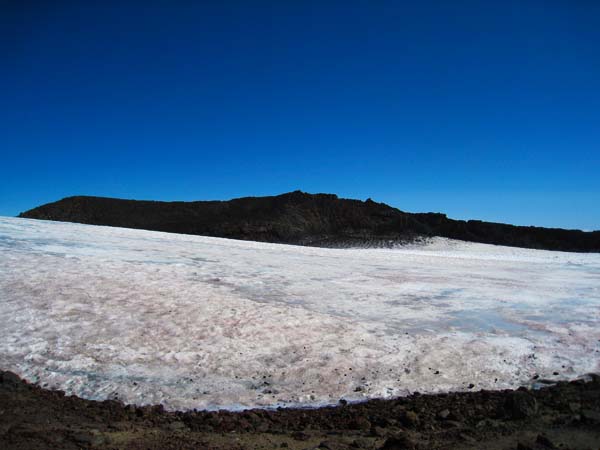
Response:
[0,217,599,411]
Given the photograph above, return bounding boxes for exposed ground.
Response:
[2,371,600,450]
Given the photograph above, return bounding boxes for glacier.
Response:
[0,216,599,411]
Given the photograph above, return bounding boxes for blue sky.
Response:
[1,1,599,230]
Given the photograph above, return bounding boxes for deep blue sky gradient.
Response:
[1,1,599,229]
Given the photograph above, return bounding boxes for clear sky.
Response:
[1,1,599,230]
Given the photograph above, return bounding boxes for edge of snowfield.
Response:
[0,216,599,411]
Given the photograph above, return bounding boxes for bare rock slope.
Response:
[19,191,600,252]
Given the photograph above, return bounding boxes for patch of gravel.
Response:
[1,371,600,449]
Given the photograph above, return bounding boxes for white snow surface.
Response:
[0,216,599,411]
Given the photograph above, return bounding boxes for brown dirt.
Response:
[1,371,600,449]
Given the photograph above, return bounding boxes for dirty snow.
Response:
[0,217,599,410]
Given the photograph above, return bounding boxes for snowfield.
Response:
[0,217,599,411]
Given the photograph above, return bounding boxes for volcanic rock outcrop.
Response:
[19,191,600,252]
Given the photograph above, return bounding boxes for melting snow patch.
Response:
[0,217,599,410]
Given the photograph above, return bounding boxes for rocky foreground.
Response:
[1,371,599,450]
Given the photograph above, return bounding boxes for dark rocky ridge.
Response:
[19,191,600,252]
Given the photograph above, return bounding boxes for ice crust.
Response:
[0,217,599,411]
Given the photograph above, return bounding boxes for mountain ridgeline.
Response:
[19,191,600,252]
